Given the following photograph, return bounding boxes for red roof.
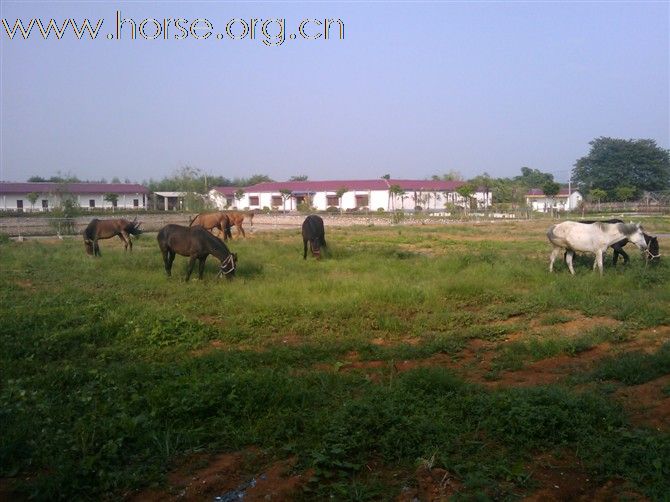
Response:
[215,179,465,194]
[0,182,149,194]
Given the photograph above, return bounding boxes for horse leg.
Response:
[198,257,206,279]
[161,249,171,276]
[565,250,576,275]
[237,223,245,238]
[549,247,561,273]
[119,232,130,252]
[167,251,176,277]
[303,239,308,260]
[594,249,604,275]
[620,248,629,265]
[94,239,101,257]
[185,256,197,281]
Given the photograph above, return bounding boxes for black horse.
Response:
[302,215,326,260]
[567,219,660,265]
[157,224,237,280]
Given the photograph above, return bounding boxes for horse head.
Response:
[645,235,660,262]
[84,239,94,255]
[310,240,321,259]
[217,253,238,279]
[627,223,648,251]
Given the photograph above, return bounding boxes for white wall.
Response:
[0,193,146,211]
[211,188,493,212]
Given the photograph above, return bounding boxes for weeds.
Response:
[1,223,669,500]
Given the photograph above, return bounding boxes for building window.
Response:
[89,199,95,208]
[42,199,48,210]
[249,196,259,206]
[16,200,23,211]
[326,195,339,206]
[355,194,369,207]
[271,196,282,207]
[133,199,138,207]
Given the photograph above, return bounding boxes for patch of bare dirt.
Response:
[521,453,647,502]
[615,374,670,432]
[127,450,309,501]
[13,279,36,291]
[489,344,613,388]
[397,466,462,501]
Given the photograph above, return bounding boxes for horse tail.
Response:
[247,211,254,227]
[83,219,97,241]
[224,215,233,240]
[189,214,201,227]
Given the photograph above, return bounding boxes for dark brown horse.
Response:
[189,211,233,240]
[83,218,142,256]
[157,224,237,281]
[302,215,326,260]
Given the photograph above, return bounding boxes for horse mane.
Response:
[616,222,640,236]
[197,226,232,258]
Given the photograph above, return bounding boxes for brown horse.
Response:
[157,224,237,281]
[189,212,233,240]
[224,210,252,238]
[83,218,142,256]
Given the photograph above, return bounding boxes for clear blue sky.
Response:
[1,1,668,183]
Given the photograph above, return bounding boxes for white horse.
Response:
[547,221,648,275]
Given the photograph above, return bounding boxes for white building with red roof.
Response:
[526,187,583,213]
[0,182,149,212]
[209,179,492,212]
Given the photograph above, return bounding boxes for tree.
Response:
[433,170,464,182]
[28,176,47,182]
[515,167,554,188]
[542,181,561,217]
[456,183,475,214]
[335,186,348,214]
[388,184,404,211]
[289,175,308,181]
[26,192,40,212]
[572,137,670,194]
[279,189,292,212]
[588,188,607,211]
[470,172,493,209]
[615,186,637,207]
[104,193,119,211]
[234,189,245,208]
[381,174,390,180]
[243,174,274,186]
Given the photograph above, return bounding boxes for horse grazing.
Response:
[548,221,648,275]
[157,224,237,281]
[567,219,660,266]
[302,215,326,260]
[189,212,233,240]
[83,218,142,256]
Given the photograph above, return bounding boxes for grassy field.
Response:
[1,220,669,500]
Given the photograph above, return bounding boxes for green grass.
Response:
[1,223,669,500]
[589,343,670,386]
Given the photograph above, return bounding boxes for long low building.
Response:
[0,182,149,212]
[209,179,492,212]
